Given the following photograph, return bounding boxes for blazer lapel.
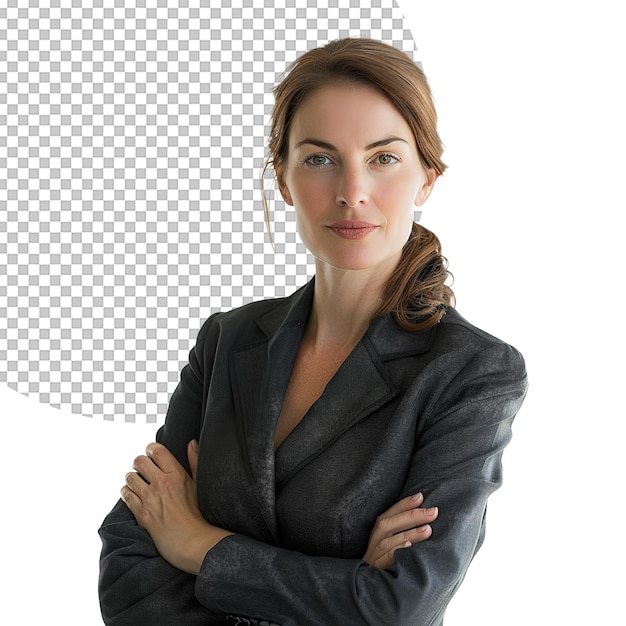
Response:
[275,336,396,490]
[228,282,313,542]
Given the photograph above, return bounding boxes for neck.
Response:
[307,256,398,350]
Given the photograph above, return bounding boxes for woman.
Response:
[99,38,527,625]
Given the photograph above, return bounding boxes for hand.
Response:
[362,492,438,569]
[121,440,231,575]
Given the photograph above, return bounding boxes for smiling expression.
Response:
[278,82,436,274]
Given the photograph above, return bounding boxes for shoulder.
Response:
[437,308,522,356]
[431,307,528,401]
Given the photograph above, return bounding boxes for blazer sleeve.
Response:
[97,315,223,626]
[192,341,528,626]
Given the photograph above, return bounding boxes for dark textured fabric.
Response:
[98,279,528,625]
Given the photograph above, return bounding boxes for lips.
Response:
[327,220,378,240]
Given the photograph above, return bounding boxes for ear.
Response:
[414,168,437,207]
[275,165,294,206]
[278,183,294,206]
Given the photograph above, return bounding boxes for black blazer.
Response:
[99,280,528,625]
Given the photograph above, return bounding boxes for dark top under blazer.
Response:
[99,279,528,626]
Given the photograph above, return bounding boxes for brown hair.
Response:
[263,38,454,331]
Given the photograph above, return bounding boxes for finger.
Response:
[374,538,412,569]
[120,484,150,528]
[125,471,147,494]
[123,472,148,500]
[373,506,438,539]
[187,439,199,482]
[132,454,159,483]
[377,492,424,520]
[405,523,433,544]
[367,514,434,562]
[120,484,138,509]
[373,525,433,569]
[145,442,182,473]
[376,523,433,556]
[373,537,414,569]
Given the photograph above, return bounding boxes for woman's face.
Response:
[279,82,436,274]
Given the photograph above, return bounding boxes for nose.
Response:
[335,166,369,208]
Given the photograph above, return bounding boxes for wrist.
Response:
[183,525,233,575]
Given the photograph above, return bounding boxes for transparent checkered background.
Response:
[0,0,417,422]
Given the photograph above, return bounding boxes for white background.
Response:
[1,1,624,623]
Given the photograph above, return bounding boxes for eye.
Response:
[303,154,333,167]
[373,153,400,166]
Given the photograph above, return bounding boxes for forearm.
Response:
[194,492,483,626]
[194,487,486,626]
[195,531,453,626]
[98,499,222,625]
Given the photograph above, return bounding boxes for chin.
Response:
[318,250,399,273]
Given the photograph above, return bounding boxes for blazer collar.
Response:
[255,278,438,361]
[255,279,315,339]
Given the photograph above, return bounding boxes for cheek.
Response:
[291,178,329,218]
[378,181,419,228]
[391,210,415,244]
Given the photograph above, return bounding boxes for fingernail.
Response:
[411,492,424,503]
[428,507,438,517]
[191,439,198,451]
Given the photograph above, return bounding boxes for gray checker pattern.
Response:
[0,0,418,422]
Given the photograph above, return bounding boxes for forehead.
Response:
[289,83,413,145]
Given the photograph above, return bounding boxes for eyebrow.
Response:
[293,136,409,151]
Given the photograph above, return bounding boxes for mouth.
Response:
[327,220,378,240]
